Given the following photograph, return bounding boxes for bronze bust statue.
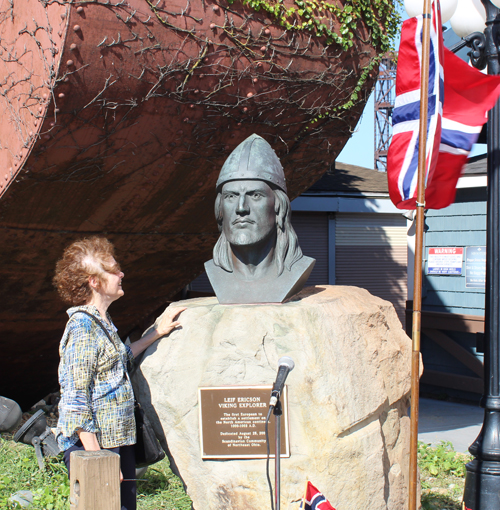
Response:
[205,134,315,304]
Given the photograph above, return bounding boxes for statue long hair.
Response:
[213,187,303,276]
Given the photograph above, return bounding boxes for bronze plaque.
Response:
[198,385,290,459]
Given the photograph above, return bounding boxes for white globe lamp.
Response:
[449,0,486,37]
[404,0,458,22]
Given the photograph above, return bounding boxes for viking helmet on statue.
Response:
[216,134,287,193]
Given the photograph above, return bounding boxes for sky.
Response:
[336,14,487,170]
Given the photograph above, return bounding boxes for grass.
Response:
[0,434,470,509]
[0,434,192,510]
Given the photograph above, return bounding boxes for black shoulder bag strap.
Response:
[72,309,133,374]
[73,309,116,346]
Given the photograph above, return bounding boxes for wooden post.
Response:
[70,450,120,510]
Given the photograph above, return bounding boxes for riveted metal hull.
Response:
[0,0,381,407]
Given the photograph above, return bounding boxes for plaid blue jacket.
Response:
[56,305,136,450]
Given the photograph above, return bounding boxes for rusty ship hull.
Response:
[0,0,383,407]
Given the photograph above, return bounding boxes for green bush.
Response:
[418,441,469,478]
[418,441,472,510]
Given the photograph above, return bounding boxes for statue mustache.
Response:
[232,218,256,225]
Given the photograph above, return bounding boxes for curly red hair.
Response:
[53,237,121,306]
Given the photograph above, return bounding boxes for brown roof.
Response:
[307,153,487,195]
[306,161,389,194]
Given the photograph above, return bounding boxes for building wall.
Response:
[413,186,487,400]
[423,188,487,316]
[335,213,407,325]
[291,212,329,286]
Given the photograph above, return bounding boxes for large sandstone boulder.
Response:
[132,285,412,510]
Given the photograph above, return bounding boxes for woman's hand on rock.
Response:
[156,306,187,337]
[129,306,187,358]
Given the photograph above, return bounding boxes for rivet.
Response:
[44,134,50,140]
[237,122,242,126]
[67,59,74,66]
[14,162,18,167]
[210,23,215,29]
[29,131,33,137]
[73,24,81,32]
[199,74,204,78]
[257,62,263,67]
[243,107,248,112]
[58,31,62,37]
[76,6,84,13]
[50,121,55,127]
[194,89,199,94]
[54,108,60,113]
[253,78,258,83]
[61,13,66,19]
[70,43,77,51]
[183,117,189,123]
[264,28,271,35]
[64,77,70,82]
[212,5,219,12]
[246,92,253,98]
[58,93,65,98]
[42,93,48,100]
[260,46,266,52]
[190,104,195,108]
[38,106,43,113]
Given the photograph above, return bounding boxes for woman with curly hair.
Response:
[53,236,185,510]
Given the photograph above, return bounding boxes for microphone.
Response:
[269,356,295,407]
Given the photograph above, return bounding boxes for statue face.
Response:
[221,180,276,247]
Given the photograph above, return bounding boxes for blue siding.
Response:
[427,201,486,216]
[422,189,486,316]
[420,187,485,400]
[421,330,484,376]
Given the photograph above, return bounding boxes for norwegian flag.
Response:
[301,482,336,510]
[387,0,443,209]
[425,48,500,208]
[387,1,500,210]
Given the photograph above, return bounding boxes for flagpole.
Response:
[301,480,308,510]
[409,0,432,508]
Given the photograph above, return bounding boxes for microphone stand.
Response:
[274,398,282,510]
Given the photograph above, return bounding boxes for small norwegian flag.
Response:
[301,481,336,510]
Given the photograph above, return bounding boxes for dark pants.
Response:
[64,441,136,510]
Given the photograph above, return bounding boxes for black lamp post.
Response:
[452,1,500,508]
